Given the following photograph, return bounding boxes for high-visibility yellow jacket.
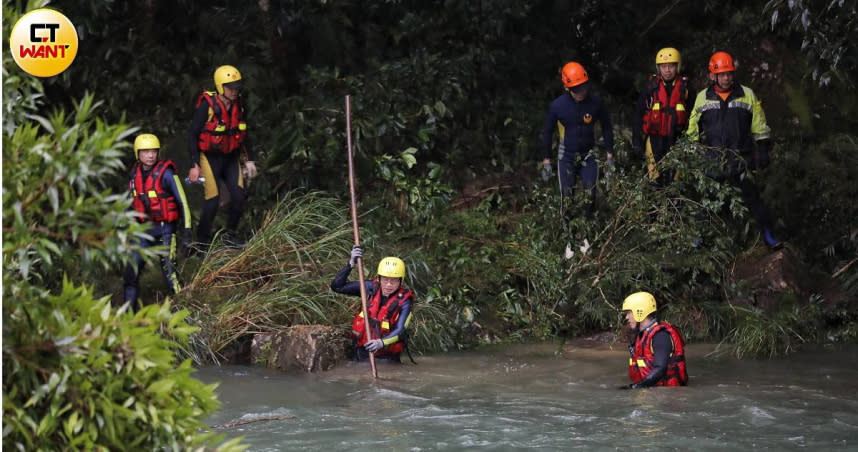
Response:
[686,84,771,155]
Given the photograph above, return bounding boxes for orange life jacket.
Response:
[351,284,413,356]
[195,91,247,154]
[628,321,688,386]
[642,75,689,137]
[130,160,180,223]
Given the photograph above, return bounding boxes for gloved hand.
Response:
[349,245,363,268]
[181,229,193,257]
[754,140,770,170]
[365,338,384,353]
[618,383,645,390]
[541,161,553,182]
[243,161,258,179]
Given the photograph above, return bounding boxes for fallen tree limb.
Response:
[212,414,297,430]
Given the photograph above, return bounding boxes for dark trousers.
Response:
[123,222,180,312]
[197,152,246,244]
[732,173,773,231]
[646,135,677,186]
[354,346,401,363]
[558,149,598,217]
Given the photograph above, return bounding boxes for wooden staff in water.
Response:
[345,95,378,379]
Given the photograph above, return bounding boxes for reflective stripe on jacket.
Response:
[686,84,771,155]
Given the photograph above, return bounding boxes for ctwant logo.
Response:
[9,8,78,77]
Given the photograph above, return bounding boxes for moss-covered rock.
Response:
[251,325,351,372]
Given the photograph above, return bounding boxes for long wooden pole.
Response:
[345,95,378,378]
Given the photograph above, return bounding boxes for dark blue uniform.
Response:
[542,92,614,215]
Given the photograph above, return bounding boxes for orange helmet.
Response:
[561,62,589,88]
[709,51,736,74]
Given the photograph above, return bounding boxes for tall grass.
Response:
[177,191,356,362]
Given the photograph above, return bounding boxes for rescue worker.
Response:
[187,64,258,253]
[541,61,614,219]
[330,246,414,362]
[124,133,192,312]
[687,51,782,249]
[632,47,691,185]
[621,291,688,389]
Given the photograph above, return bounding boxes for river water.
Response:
[197,343,858,451]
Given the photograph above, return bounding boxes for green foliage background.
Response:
[3,0,858,447]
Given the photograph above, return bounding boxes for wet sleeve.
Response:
[686,90,705,142]
[749,89,772,141]
[599,97,614,154]
[188,103,208,167]
[382,298,413,346]
[330,264,357,294]
[330,264,375,296]
[638,330,672,387]
[162,168,191,230]
[541,103,558,160]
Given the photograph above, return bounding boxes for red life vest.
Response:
[130,160,180,223]
[628,321,689,386]
[642,75,689,137]
[195,91,247,154]
[351,284,413,356]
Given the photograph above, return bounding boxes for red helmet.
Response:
[561,62,589,88]
[709,51,736,74]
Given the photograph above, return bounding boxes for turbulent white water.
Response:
[197,343,858,451]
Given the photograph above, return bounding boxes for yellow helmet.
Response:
[622,292,658,322]
[377,257,406,278]
[655,47,681,71]
[213,65,243,95]
[133,133,161,160]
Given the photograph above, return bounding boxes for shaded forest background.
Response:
[6,0,858,356]
[3,1,858,447]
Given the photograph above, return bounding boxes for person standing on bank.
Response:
[124,133,192,312]
[621,291,688,389]
[686,51,782,249]
[541,61,614,219]
[632,47,691,185]
[187,64,258,252]
[331,246,414,362]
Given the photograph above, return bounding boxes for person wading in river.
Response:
[330,246,414,363]
[621,291,688,388]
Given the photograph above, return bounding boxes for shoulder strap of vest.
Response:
[196,91,222,120]
[150,159,178,196]
[378,287,412,319]
[132,164,151,211]
[151,159,166,183]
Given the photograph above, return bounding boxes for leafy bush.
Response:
[2,6,243,446]
[3,284,242,451]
